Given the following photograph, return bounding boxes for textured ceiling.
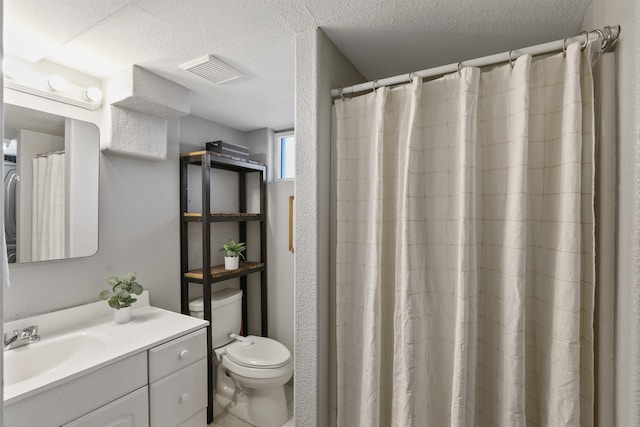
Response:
[5,0,591,131]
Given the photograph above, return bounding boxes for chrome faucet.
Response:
[4,325,40,351]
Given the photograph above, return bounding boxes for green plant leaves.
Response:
[220,238,246,257]
[99,272,144,309]
[130,283,143,295]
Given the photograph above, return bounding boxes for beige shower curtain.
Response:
[334,41,613,427]
[32,152,66,261]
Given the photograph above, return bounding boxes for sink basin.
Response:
[4,331,110,386]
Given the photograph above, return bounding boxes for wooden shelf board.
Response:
[182,213,264,222]
[184,261,264,280]
[183,212,261,217]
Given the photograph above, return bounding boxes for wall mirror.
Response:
[4,104,99,263]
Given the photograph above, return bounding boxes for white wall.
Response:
[294,28,365,426]
[246,128,295,353]
[265,180,294,354]
[580,5,640,427]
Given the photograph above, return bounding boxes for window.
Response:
[275,130,295,180]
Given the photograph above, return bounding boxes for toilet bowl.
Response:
[189,289,293,427]
[215,335,293,427]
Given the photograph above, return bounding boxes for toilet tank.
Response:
[189,288,242,348]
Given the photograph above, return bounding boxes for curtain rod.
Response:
[331,25,620,99]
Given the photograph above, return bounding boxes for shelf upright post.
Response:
[239,171,248,335]
[259,166,268,336]
[179,156,190,315]
[201,152,214,424]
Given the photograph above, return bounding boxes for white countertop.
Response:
[4,292,208,405]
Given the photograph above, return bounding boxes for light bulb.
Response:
[47,75,69,92]
[84,87,103,103]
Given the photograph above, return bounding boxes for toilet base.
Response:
[215,389,289,427]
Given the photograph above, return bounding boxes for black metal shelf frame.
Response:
[179,150,268,424]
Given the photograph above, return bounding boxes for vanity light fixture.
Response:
[5,78,103,111]
[3,57,103,110]
[47,74,69,92]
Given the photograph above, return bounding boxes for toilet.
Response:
[189,288,293,427]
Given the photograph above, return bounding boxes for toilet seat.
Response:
[225,336,290,369]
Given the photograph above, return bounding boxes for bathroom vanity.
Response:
[4,292,209,427]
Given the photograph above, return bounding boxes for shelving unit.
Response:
[179,150,267,424]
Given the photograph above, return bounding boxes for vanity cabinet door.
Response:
[63,386,149,427]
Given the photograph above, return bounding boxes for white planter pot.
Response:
[114,306,132,324]
[225,256,240,270]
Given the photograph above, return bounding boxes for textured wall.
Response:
[294,27,364,426]
[580,4,640,427]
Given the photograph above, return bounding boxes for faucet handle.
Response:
[22,325,38,336]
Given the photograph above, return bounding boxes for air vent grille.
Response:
[179,55,242,84]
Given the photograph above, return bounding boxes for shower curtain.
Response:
[334,42,612,427]
[32,152,66,261]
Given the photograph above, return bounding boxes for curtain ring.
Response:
[508,50,516,69]
[371,80,379,91]
[457,62,463,76]
[408,72,415,82]
[338,87,344,99]
[562,37,569,57]
[579,31,589,50]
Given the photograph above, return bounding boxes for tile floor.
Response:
[208,383,294,427]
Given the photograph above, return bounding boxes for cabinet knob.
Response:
[179,349,189,359]
[180,393,190,403]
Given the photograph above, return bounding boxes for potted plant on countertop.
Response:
[99,272,144,324]
[220,239,246,270]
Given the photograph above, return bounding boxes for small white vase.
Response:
[225,256,239,270]
[114,306,132,324]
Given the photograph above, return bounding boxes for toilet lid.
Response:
[226,336,291,369]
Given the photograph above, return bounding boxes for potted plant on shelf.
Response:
[220,239,246,270]
[99,272,144,324]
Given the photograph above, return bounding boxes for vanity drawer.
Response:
[148,328,206,382]
[149,358,207,427]
[5,351,147,427]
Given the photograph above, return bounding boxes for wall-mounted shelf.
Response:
[179,150,267,424]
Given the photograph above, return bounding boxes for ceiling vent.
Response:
[179,55,242,84]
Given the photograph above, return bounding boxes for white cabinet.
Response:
[63,387,149,427]
[4,326,207,427]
